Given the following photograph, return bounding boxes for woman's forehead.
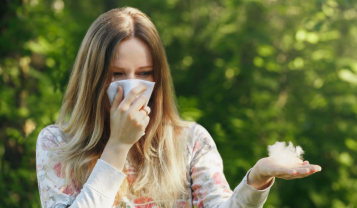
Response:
[113,37,153,69]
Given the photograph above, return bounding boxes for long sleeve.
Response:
[36,126,127,208]
[189,124,274,208]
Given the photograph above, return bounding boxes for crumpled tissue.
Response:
[107,79,155,106]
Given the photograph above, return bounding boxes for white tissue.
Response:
[107,79,155,106]
[268,141,304,167]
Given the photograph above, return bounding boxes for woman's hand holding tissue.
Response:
[247,142,321,190]
[107,84,151,147]
[100,84,151,171]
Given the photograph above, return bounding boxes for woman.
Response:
[36,7,321,208]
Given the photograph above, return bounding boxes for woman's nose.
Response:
[126,73,135,79]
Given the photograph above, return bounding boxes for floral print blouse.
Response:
[36,124,274,208]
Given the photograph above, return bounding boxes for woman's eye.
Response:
[139,71,152,76]
[113,72,123,77]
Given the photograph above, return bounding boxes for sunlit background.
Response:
[2,0,357,207]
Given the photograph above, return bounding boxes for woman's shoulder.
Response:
[36,124,69,151]
[185,122,217,154]
[187,123,211,137]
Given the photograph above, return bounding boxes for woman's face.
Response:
[111,37,154,82]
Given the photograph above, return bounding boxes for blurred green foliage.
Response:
[2,0,357,207]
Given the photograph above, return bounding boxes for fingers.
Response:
[145,106,151,115]
[143,113,150,126]
[111,86,123,114]
[120,85,147,109]
[302,160,310,165]
[131,94,148,112]
[286,169,297,175]
[297,164,322,173]
[270,168,300,180]
[138,106,151,120]
[293,167,313,175]
[274,169,312,180]
[287,165,321,175]
[137,111,150,133]
[143,106,151,116]
[273,164,321,178]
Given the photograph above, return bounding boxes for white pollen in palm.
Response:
[268,141,304,167]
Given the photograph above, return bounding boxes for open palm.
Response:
[256,157,321,180]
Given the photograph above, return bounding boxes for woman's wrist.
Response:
[247,159,274,190]
[107,136,133,150]
[100,138,132,172]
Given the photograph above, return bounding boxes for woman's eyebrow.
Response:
[138,66,153,69]
[113,66,153,70]
[113,66,125,70]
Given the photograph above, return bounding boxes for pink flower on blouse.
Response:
[41,134,60,150]
[54,163,64,178]
[192,184,201,190]
[191,166,204,181]
[59,185,75,196]
[193,140,201,152]
[36,164,43,173]
[134,196,154,208]
[197,200,204,208]
[212,172,228,187]
[223,189,233,194]
[54,162,81,196]
[127,174,136,184]
[177,201,188,208]
[192,183,204,204]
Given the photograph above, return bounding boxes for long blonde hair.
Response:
[46,7,191,206]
